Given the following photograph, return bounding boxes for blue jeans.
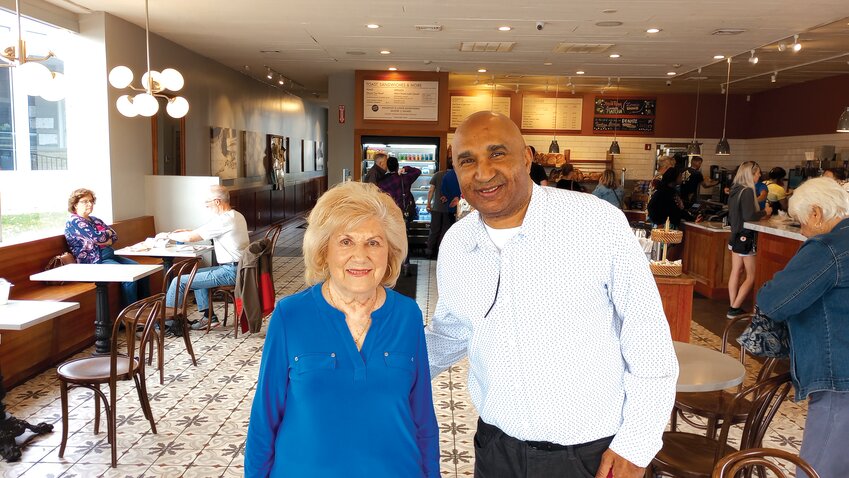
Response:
[798,390,849,478]
[165,264,237,312]
[100,247,151,307]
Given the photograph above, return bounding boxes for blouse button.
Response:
[330,352,336,358]
[294,356,299,361]
[384,352,389,357]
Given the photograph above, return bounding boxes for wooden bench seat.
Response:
[0,215,159,389]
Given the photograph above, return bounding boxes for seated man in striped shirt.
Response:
[425,111,679,478]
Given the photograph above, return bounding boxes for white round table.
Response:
[674,341,746,392]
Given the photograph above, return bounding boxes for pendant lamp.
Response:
[687,71,702,156]
[549,80,560,153]
[715,58,732,155]
[837,107,849,133]
[0,0,64,101]
[608,77,621,155]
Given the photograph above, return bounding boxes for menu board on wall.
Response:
[450,95,511,127]
[593,117,655,133]
[521,97,583,130]
[363,80,439,121]
[594,98,656,116]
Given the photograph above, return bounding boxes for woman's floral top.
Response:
[64,214,116,264]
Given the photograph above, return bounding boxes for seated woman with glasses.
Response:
[64,188,150,307]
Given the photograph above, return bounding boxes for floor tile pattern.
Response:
[0,221,806,477]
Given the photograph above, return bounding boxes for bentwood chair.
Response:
[57,294,163,468]
[122,258,200,384]
[648,372,793,478]
[206,224,281,333]
[671,314,783,439]
[712,448,821,478]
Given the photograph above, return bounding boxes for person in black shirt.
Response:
[680,156,718,208]
[555,163,586,192]
[527,146,549,186]
[647,167,695,228]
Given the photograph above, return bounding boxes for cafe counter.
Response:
[743,219,805,295]
[681,221,731,300]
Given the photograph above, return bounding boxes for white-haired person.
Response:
[166,185,249,329]
[726,161,772,319]
[756,177,849,478]
[245,181,438,478]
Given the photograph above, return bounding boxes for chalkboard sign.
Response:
[593,117,655,132]
[594,98,656,116]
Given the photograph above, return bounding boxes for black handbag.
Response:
[737,305,791,358]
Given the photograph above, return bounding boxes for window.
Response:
[0,11,70,244]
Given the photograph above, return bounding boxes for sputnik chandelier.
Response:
[0,0,65,101]
[108,0,188,118]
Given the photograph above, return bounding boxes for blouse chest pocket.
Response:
[292,352,337,375]
[383,351,415,372]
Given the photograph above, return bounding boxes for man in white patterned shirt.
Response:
[425,112,678,478]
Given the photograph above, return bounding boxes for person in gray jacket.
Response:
[235,237,275,333]
[726,161,772,319]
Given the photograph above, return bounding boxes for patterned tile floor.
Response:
[0,221,806,477]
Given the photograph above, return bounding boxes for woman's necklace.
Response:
[326,283,376,349]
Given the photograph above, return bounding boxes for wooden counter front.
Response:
[655,274,695,343]
[682,222,731,300]
[744,220,804,296]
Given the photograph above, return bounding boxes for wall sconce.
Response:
[108,0,188,118]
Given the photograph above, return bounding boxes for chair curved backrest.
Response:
[264,223,283,252]
[163,257,201,318]
[714,372,793,462]
[111,293,164,387]
[712,447,820,478]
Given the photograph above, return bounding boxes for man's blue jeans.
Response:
[166,264,237,312]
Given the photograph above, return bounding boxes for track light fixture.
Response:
[771,72,777,83]
[792,34,802,52]
[266,67,273,79]
[748,50,759,64]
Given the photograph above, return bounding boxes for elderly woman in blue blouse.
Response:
[756,177,849,478]
[245,181,439,478]
[64,188,149,306]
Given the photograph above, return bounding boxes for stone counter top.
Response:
[744,219,806,242]
[683,221,729,233]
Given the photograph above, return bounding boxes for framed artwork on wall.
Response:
[267,134,286,189]
[316,141,324,171]
[210,127,240,180]
[301,139,315,172]
[242,130,265,179]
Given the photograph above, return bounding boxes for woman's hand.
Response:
[764,203,773,216]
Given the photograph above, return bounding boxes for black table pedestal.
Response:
[94,282,111,355]
[0,371,53,462]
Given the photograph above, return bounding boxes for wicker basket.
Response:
[651,229,683,244]
[650,262,683,277]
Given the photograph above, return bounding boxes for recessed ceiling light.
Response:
[498,26,512,31]
[667,71,676,76]
[380,50,391,55]
[714,55,725,59]
[646,28,661,33]
[576,70,585,75]
[478,68,487,73]
[366,24,380,29]
[543,62,553,66]
[609,53,621,58]
[388,67,397,71]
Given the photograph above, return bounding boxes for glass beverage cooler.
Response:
[361,135,440,223]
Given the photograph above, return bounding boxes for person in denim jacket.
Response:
[757,177,849,478]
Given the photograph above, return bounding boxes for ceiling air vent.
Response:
[553,43,614,54]
[711,29,747,36]
[415,24,443,32]
[459,42,516,52]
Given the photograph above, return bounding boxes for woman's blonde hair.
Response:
[68,188,96,214]
[599,169,617,189]
[303,181,408,287]
[733,161,761,211]
[789,177,849,225]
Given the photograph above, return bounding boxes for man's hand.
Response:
[595,449,643,478]
[439,195,448,204]
[449,197,460,208]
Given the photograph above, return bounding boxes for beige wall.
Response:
[93,13,327,221]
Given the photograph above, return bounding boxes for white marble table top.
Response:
[30,263,162,283]
[744,219,806,242]
[114,243,212,258]
[674,341,746,392]
[0,300,80,331]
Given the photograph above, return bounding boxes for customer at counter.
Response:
[756,177,849,478]
[554,163,585,192]
[726,161,772,319]
[592,169,624,209]
[765,166,792,211]
[647,168,695,228]
[648,155,676,199]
